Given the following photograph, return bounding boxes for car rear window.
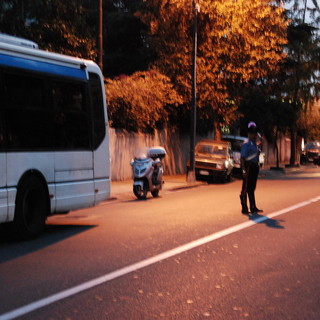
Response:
[306,142,320,149]
[196,144,227,155]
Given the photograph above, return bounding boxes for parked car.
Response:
[222,135,246,173]
[222,135,265,172]
[188,140,234,183]
[300,141,320,164]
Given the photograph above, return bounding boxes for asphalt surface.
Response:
[0,166,319,320]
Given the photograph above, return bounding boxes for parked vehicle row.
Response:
[300,141,320,165]
[184,136,265,183]
[222,135,265,171]
[191,140,233,183]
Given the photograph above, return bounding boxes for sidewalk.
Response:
[109,174,205,200]
[109,165,318,200]
[259,163,317,178]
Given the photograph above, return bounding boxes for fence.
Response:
[109,128,293,181]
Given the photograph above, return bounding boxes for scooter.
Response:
[130,146,166,199]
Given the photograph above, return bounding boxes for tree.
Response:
[282,0,320,165]
[281,22,320,164]
[0,0,96,59]
[80,0,154,77]
[297,99,320,141]
[106,69,182,132]
[103,7,153,77]
[140,0,288,138]
[239,88,294,168]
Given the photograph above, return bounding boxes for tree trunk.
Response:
[214,124,221,141]
[275,129,280,168]
[290,124,296,166]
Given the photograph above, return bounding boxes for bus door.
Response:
[89,72,111,204]
[54,152,95,213]
[0,70,7,222]
[0,152,7,223]
[53,80,95,213]
[93,133,110,204]
[0,151,7,222]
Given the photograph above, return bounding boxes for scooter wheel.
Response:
[133,185,147,200]
[151,189,159,198]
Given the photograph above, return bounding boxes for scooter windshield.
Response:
[134,147,149,160]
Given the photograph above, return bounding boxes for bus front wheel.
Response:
[13,175,49,240]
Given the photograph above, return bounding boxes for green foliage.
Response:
[103,10,154,77]
[106,69,182,132]
[80,0,154,77]
[283,1,320,163]
[283,22,320,104]
[0,0,96,59]
[239,3,320,150]
[297,100,320,140]
[239,89,294,142]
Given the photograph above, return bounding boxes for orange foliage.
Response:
[141,0,288,130]
[106,69,182,132]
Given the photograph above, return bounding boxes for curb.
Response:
[105,196,118,202]
[105,166,318,201]
[105,180,205,202]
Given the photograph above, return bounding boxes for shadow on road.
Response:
[0,224,96,263]
[249,213,285,229]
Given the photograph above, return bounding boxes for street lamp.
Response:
[187,0,200,183]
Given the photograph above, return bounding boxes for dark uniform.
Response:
[240,126,263,214]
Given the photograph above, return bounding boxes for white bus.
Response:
[0,34,110,239]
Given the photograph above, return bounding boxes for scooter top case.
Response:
[148,146,167,160]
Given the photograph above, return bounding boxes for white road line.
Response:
[1,196,319,320]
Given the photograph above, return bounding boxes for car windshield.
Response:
[223,138,245,152]
[196,144,227,156]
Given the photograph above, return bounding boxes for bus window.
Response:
[3,71,54,150]
[4,72,44,109]
[52,81,91,149]
[89,72,106,149]
[0,72,4,149]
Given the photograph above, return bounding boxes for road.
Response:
[0,168,319,320]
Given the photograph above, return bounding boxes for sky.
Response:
[285,0,320,23]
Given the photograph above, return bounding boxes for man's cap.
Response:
[248,121,258,133]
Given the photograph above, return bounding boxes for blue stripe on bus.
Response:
[0,53,87,80]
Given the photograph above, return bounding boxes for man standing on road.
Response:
[239,122,263,215]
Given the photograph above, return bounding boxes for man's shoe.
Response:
[241,208,250,215]
[250,207,263,213]
[240,195,249,215]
